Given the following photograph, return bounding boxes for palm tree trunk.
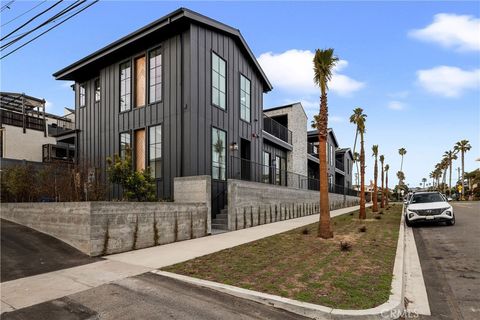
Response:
[400,156,404,172]
[381,165,385,208]
[385,171,389,206]
[461,151,465,200]
[448,160,452,192]
[318,93,333,238]
[359,132,366,219]
[372,156,378,212]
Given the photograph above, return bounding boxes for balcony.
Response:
[0,109,45,131]
[308,142,318,155]
[335,159,345,172]
[263,115,292,144]
[42,143,75,163]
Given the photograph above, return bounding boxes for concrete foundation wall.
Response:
[0,201,208,257]
[227,179,359,231]
[173,175,211,234]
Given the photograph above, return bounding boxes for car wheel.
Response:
[405,215,413,227]
[446,215,455,226]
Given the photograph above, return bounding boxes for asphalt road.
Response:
[413,202,480,320]
[2,272,310,320]
[0,219,100,282]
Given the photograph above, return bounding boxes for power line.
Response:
[0,0,15,12]
[1,0,86,50]
[1,1,47,27]
[1,0,99,60]
[1,0,64,42]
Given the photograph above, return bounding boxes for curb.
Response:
[153,209,406,320]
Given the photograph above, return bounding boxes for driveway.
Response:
[413,202,480,320]
[2,272,309,320]
[1,219,100,282]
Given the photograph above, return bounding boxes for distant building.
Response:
[0,92,76,164]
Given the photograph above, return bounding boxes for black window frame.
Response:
[148,47,163,104]
[94,78,101,103]
[148,124,163,179]
[263,151,271,184]
[119,131,132,160]
[119,60,132,113]
[211,51,227,111]
[79,83,86,108]
[240,73,251,123]
[211,126,227,181]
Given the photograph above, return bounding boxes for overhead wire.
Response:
[1,0,99,60]
[1,1,47,27]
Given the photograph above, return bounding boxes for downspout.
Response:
[180,32,184,177]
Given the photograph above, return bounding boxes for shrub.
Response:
[1,164,37,202]
[359,226,367,233]
[340,241,352,251]
[107,148,156,201]
[301,227,310,235]
[374,215,382,220]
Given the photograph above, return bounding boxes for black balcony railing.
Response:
[335,159,345,172]
[0,109,45,131]
[42,144,75,163]
[307,142,318,155]
[228,156,358,196]
[263,115,292,144]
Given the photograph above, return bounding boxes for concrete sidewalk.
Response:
[1,204,365,313]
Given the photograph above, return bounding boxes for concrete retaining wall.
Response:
[227,179,359,231]
[0,201,208,257]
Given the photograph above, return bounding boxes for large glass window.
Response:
[120,61,131,112]
[149,125,162,178]
[94,78,100,102]
[212,128,226,180]
[263,151,271,184]
[211,52,226,109]
[79,84,86,107]
[149,48,162,103]
[240,75,251,122]
[120,132,131,160]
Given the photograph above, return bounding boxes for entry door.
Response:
[240,139,251,181]
[135,129,145,171]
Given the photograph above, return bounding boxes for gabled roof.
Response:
[307,128,339,147]
[336,148,354,159]
[53,8,272,91]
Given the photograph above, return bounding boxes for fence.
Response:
[263,115,292,144]
[228,156,357,196]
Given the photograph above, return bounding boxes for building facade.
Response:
[54,8,354,220]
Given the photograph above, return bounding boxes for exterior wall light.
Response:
[230,142,238,151]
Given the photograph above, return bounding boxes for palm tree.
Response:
[443,150,458,192]
[353,152,360,186]
[380,155,385,208]
[398,148,407,172]
[351,108,363,187]
[312,48,338,239]
[440,158,449,193]
[384,164,390,206]
[371,145,379,212]
[350,107,367,219]
[422,177,427,188]
[454,140,472,200]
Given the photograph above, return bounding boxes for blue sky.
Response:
[1,1,479,187]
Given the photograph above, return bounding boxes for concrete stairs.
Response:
[211,208,228,230]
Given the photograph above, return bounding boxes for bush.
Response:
[358,226,367,233]
[301,227,310,235]
[374,215,382,220]
[340,241,352,251]
[107,148,156,201]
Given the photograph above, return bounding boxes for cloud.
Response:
[388,91,410,99]
[416,66,480,97]
[409,13,480,52]
[257,49,365,96]
[45,100,53,111]
[387,101,406,111]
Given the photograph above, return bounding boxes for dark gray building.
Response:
[54,8,354,218]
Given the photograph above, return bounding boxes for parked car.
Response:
[404,192,455,226]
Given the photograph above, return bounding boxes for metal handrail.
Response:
[263,115,292,144]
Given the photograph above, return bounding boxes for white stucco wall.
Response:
[2,125,56,162]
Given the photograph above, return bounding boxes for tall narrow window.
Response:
[211,52,226,109]
[149,125,162,178]
[275,155,281,185]
[149,48,162,103]
[79,84,86,107]
[135,129,146,171]
[240,75,251,122]
[94,78,100,102]
[263,151,271,184]
[135,56,146,108]
[120,61,131,112]
[212,128,226,180]
[120,132,131,160]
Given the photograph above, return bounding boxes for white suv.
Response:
[405,192,455,226]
